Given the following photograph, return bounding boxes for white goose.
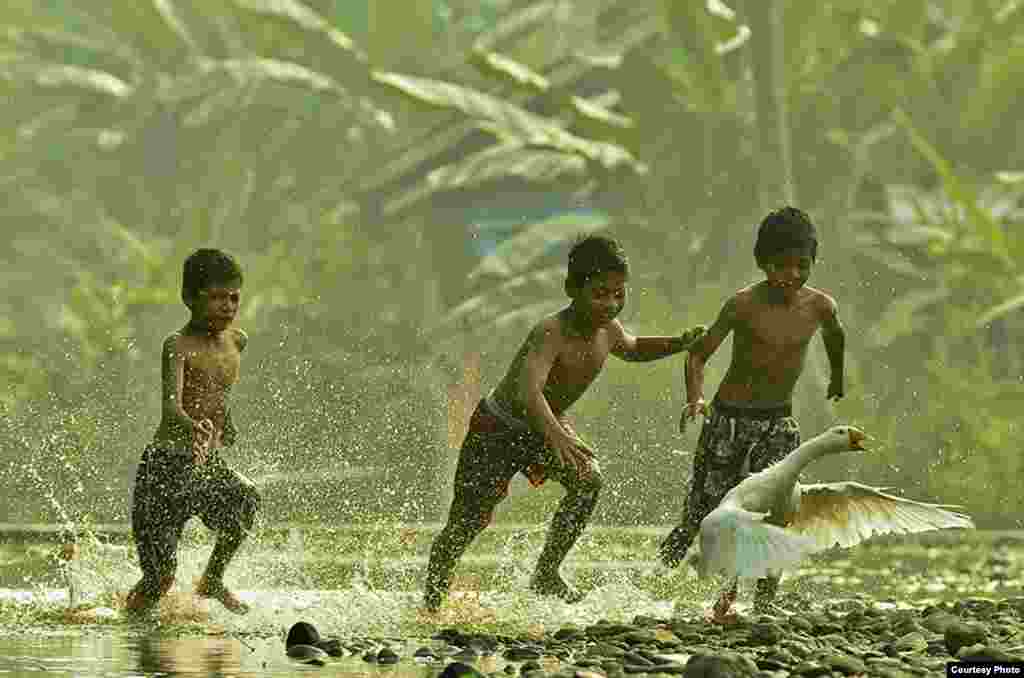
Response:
[685,425,974,588]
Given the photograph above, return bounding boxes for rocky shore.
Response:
[310,595,1024,677]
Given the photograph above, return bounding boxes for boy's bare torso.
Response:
[492,310,612,420]
[154,327,245,450]
[717,283,834,406]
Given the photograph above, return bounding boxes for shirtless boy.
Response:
[124,248,259,615]
[423,234,706,612]
[658,206,846,621]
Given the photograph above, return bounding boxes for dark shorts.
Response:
[131,443,259,580]
[447,397,595,528]
[683,400,800,534]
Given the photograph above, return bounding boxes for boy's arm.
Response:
[610,322,707,362]
[682,297,737,429]
[518,322,593,473]
[161,334,203,440]
[820,296,845,400]
[223,327,247,446]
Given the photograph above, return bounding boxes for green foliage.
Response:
[2,0,1024,530]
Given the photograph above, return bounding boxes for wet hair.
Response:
[753,206,818,267]
[181,248,243,303]
[566,234,629,289]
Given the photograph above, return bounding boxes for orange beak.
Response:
[849,428,868,450]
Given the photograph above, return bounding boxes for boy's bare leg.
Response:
[706,579,739,624]
[530,468,602,602]
[752,575,781,614]
[424,515,489,613]
[195,533,249,614]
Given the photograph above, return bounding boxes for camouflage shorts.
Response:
[681,402,801,537]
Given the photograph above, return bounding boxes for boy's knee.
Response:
[238,482,260,531]
[580,467,604,496]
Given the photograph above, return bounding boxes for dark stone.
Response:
[682,652,757,678]
[286,644,328,666]
[441,661,485,678]
[377,648,400,664]
[944,621,988,655]
[506,647,543,661]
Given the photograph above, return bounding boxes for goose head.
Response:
[808,425,869,457]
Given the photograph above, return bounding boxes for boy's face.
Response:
[573,270,628,327]
[190,281,242,332]
[761,249,813,294]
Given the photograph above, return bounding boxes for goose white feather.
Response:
[685,426,974,580]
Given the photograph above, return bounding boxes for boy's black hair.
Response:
[754,206,818,267]
[182,248,243,303]
[566,234,629,289]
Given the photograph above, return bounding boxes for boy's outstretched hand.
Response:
[547,430,596,479]
[679,399,709,435]
[827,379,844,401]
[680,325,707,350]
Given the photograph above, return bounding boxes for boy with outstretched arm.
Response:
[124,248,260,616]
[423,234,706,612]
[658,206,846,622]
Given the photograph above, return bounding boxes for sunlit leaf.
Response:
[995,171,1024,184]
[892,108,1010,264]
[233,0,360,54]
[11,63,134,98]
[867,287,950,348]
[977,292,1024,328]
[570,95,633,129]
[470,48,549,92]
[385,143,588,215]
[371,71,642,170]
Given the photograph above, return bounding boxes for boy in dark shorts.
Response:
[658,206,847,622]
[124,249,259,616]
[423,235,707,612]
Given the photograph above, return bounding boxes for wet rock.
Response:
[890,631,928,654]
[555,627,584,642]
[453,648,480,662]
[286,644,328,666]
[377,648,400,664]
[746,623,783,646]
[789,661,829,677]
[818,652,867,675]
[921,611,958,634]
[622,652,652,666]
[441,661,485,678]
[521,660,543,673]
[506,647,543,661]
[682,651,758,677]
[777,640,814,660]
[957,643,1020,662]
[361,650,378,662]
[944,621,988,655]
[619,630,659,645]
[414,646,438,659]
[587,642,626,658]
[955,598,999,618]
[753,650,795,671]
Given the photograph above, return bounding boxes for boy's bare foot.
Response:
[123,578,170,617]
[705,588,740,625]
[195,576,250,615]
[703,605,741,625]
[529,572,585,604]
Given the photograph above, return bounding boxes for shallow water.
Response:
[0,527,1020,676]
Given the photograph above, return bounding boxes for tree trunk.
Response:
[743,0,795,209]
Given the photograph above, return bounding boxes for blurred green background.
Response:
[2,0,1023,531]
